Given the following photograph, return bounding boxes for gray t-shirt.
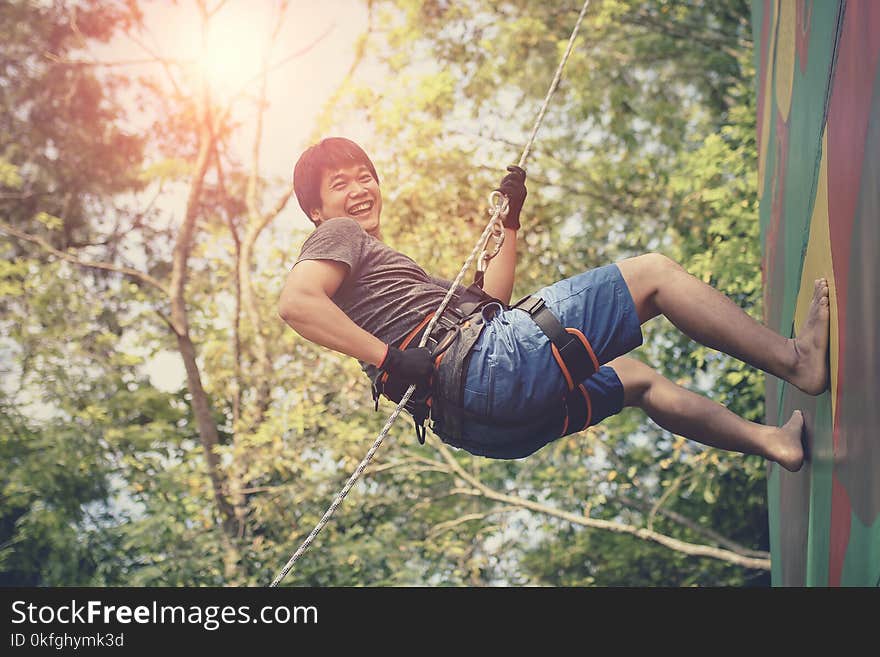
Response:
[293,217,465,354]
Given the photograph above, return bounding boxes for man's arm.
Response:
[480,166,527,305]
[278,259,387,367]
[481,226,517,305]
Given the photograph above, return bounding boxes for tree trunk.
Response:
[168,97,237,541]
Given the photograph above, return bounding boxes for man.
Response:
[279,137,829,471]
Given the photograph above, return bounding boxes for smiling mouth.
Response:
[347,200,373,216]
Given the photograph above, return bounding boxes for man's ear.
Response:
[310,209,324,224]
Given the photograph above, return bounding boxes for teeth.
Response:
[348,202,372,215]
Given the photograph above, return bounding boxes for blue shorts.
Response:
[438,263,643,459]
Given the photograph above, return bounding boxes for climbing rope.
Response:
[269,0,593,587]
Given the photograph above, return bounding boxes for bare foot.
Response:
[768,410,805,472]
[789,278,830,395]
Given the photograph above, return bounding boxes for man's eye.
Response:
[359,176,372,183]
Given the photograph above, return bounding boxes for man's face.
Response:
[311,163,382,237]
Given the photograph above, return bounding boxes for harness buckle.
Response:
[414,420,427,445]
[371,379,381,411]
[481,301,504,322]
[511,294,545,316]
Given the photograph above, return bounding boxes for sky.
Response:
[93,0,373,391]
[100,0,370,180]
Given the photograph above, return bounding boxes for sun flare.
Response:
[198,5,273,96]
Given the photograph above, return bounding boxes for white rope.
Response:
[479,0,593,265]
[517,0,592,171]
[269,0,592,587]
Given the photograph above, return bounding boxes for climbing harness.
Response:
[270,0,594,588]
[374,287,600,447]
[370,282,500,445]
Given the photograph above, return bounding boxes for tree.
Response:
[0,0,147,585]
[1,0,349,584]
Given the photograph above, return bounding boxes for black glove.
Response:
[496,165,527,230]
[379,345,434,387]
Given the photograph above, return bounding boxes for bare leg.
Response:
[609,356,805,472]
[616,253,830,395]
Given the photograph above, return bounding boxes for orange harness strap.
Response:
[510,295,597,437]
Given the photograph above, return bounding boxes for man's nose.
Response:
[349,183,368,197]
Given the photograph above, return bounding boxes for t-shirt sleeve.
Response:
[293,217,368,275]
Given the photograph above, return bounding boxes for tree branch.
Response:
[0,220,168,295]
[124,30,185,100]
[618,494,769,560]
[42,51,177,68]
[426,507,518,539]
[207,0,230,20]
[229,20,335,102]
[428,438,770,571]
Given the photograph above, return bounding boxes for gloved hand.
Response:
[496,165,527,230]
[379,345,434,387]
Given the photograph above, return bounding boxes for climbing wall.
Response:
[752,0,880,586]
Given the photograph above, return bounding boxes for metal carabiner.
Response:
[478,191,509,272]
[488,190,510,218]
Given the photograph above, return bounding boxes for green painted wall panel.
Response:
[753,0,879,586]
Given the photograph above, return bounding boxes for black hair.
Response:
[293,137,380,224]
